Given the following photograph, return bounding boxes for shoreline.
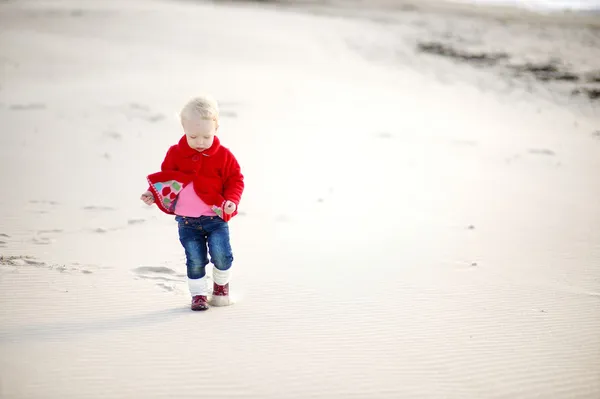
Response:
[214,0,600,117]
[214,0,600,27]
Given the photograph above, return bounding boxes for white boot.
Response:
[188,276,209,311]
[210,268,231,307]
[188,276,208,296]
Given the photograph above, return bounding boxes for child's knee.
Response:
[187,258,208,279]
[212,253,233,270]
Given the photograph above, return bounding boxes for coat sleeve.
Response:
[146,146,178,191]
[160,146,179,172]
[223,151,244,206]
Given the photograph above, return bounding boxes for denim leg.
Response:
[177,219,209,279]
[204,218,234,272]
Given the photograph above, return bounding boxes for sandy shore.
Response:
[1,0,599,398]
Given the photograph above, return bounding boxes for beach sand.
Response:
[1,0,599,398]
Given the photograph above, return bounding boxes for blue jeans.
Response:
[175,215,233,279]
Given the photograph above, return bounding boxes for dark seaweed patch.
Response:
[416,42,508,66]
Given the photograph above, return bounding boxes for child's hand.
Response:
[140,191,155,205]
[224,200,236,215]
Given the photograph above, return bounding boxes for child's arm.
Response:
[142,146,178,204]
[223,152,244,207]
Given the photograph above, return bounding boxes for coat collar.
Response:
[177,134,221,157]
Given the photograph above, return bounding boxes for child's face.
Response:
[182,117,217,151]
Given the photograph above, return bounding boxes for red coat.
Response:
[146,135,244,220]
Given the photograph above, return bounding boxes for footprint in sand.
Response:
[38,229,63,234]
[133,266,178,276]
[125,103,165,123]
[29,200,59,205]
[2,256,95,274]
[156,283,176,292]
[91,226,124,234]
[129,103,150,111]
[528,148,556,156]
[25,259,46,266]
[10,103,46,111]
[31,228,64,245]
[28,200,59,214]
[132,266,188,292]
[31,236,52,245]
[83,205,115,211]
[103,130,122,140]
[69,262,94,274]
[507,152,560,166]
[0,255,45,267]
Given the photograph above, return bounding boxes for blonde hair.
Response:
[180,95,219,122]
